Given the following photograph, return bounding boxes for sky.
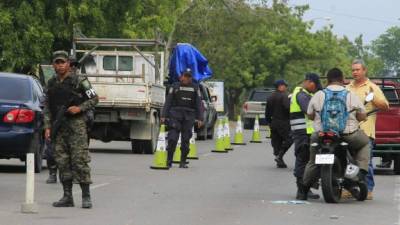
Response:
[288,0,400,44]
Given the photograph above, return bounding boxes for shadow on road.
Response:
[0,164,26,173]
[89,148,133,154]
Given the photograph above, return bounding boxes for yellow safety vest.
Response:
[290,86,314,134]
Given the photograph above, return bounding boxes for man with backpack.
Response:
[301,68,370,200]
[290,73,322,200]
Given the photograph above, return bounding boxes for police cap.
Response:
[182,68,192,77]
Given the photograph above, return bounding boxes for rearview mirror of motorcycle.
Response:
[365,92,374,103]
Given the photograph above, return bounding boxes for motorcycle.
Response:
[313,92,375,203]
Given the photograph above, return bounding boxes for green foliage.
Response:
[372,26,400,75]
[0,0,385,116]
[0,0,189,73]
[173,0,383,116]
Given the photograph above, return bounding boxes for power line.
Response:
[289,4,400,25]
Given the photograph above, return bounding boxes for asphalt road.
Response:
[0,128,399,225]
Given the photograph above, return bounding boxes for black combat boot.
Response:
[274,156,287,168]
[53,181,74,207]
[46,168,57,184]
[80,183,92,209]
[179,154,188,168]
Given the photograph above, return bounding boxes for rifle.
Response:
[50,105,69,141]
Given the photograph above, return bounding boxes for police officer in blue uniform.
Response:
[161,69,203,168]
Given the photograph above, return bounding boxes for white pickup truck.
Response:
[72,36,165,154]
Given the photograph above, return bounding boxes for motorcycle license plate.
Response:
[315,154,334,164]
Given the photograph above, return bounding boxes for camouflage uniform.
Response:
[43,73,98,184]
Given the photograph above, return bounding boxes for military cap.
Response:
[52,50,69,63]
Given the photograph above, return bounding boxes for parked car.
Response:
[0,73,45,172]
[241,88,274,129]
[196,82,218,140]
[372,79,400,174]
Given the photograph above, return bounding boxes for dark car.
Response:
[0,73,45,172]
[196,82,218,140]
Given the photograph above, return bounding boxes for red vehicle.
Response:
[372,78,400,174]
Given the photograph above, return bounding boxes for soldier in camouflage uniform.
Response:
[44,51,98,209]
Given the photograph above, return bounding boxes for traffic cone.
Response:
[172,134,182,163]
[212,118,228,153]
[231,115,246,145]
[223,117,233,151]
[150,124,169,170]
[250,115,262,143]
[187,127,199,160]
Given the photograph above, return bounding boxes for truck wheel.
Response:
[197,125,207,140]
[131,140,143,154]
[207,119,216,139]
[243,118,254,130]
[394,155,400,175]
[143,114,160,154]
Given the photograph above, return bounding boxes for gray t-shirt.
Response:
[307,84,366,134]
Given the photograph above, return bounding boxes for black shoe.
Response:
[167,160,172,168]
[296,187,308,200]
[179,162,188,168]
[295,178,308,200]
[53,181,74,207]
[80,183,92,209]
[275,157,287,168]
[307,190,320,199]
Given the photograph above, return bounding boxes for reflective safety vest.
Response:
[289,86,314,134]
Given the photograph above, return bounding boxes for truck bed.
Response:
[92,82,165,108]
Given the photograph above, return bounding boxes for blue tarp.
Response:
[168,43,213,83]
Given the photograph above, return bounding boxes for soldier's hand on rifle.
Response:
[45,128,51,140]
[67,106,81,115]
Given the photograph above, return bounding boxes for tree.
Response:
[372,26,400,75]
[0,0,189,73]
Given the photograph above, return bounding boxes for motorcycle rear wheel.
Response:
[321,157,343,203]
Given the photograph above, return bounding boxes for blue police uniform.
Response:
[162,82,203,168]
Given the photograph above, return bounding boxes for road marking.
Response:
[72,182,110,195]
[202,153,212,157]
